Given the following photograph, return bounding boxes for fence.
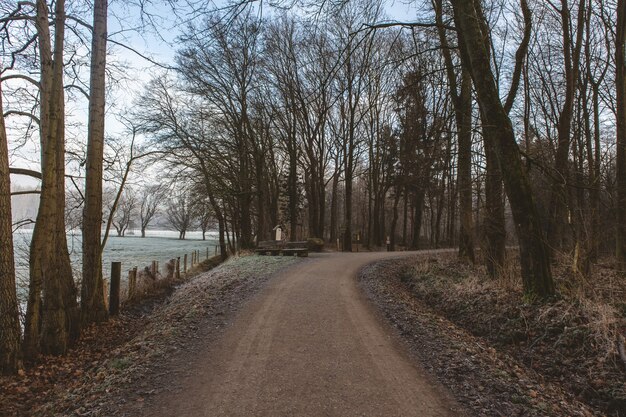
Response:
[105,245,220,315]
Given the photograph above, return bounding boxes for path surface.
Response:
[145,252,461,417]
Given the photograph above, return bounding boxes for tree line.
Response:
[1,0,625,376]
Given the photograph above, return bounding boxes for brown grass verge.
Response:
[392,252,625,415]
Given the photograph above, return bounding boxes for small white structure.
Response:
[273,225,283,241]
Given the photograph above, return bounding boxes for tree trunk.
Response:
[457,70,475,262]
[389,187,401,251]
[482,118,507,278]
[402,187,408,246]
[81,0,109,325]
[329,171,339,244]
[343,166,353,252]
[452,0,554,298]
[547,0,586,252]
[435,0,475,261]
[25,0,79,358]
[0,82,21,374]
[617,0,626,266]
[410,189,426,249]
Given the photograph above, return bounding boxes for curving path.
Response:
[144,251,461,417]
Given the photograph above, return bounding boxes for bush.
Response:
[307,237,324,252]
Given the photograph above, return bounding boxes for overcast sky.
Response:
[7,0,418,196]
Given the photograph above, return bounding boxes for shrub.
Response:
[307,238,324,252]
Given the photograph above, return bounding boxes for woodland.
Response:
[0,0,624,396]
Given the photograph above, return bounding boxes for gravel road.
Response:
[142,252,463,416]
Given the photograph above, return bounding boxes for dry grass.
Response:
[395,251,626,415]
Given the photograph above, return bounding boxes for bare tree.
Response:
[167,194,195,240]
[194,198,214,241]
[450,0,555,298]
[112,190,136,237]
[139,184,165,237]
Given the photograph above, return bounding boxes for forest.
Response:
[0,0,624,387]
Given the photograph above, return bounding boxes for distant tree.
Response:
[167,194,195,240]
[112,191,136,237]
[139,184,165,238]
[194,200,214,241]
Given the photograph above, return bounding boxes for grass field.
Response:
[13,229,219,293]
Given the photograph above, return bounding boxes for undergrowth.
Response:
[398,252,626,416]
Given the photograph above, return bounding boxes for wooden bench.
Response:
[255,240,309,257]
[281,241,309,257]
[254,240,282,256]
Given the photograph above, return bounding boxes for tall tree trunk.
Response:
[435,0,475,261]
[402,187,408,246]
[343,165,353,252]
[329,172,339,244]
[452,0,554,298]
[457,70,475,262]
[82,0,109,325]
[482,121,507,278]
[288,137,298,242]
[616,0,626,266]
[255,157,267,242]
[547,0,586,252]
[389,187,401,251]
[25,0,78,358]
[0,82,21,374]
[410,189,426,249]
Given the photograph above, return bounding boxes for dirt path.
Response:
[141,252,463,417]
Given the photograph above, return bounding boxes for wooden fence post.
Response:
[176,257,181,279]
[128,267,137,300]
[151,260,156,277]
[206,247,209,260]
[184,254,188,274]
[215,245,218,255]
[110,262,121,316]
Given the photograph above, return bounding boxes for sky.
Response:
[7,0,420,211]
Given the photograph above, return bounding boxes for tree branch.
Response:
[9,167,42,179]
[3,110,40,125]
[1,74,40,88]
[11,189,40,196]
[353,20,456,36]
[504,0,532,114]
